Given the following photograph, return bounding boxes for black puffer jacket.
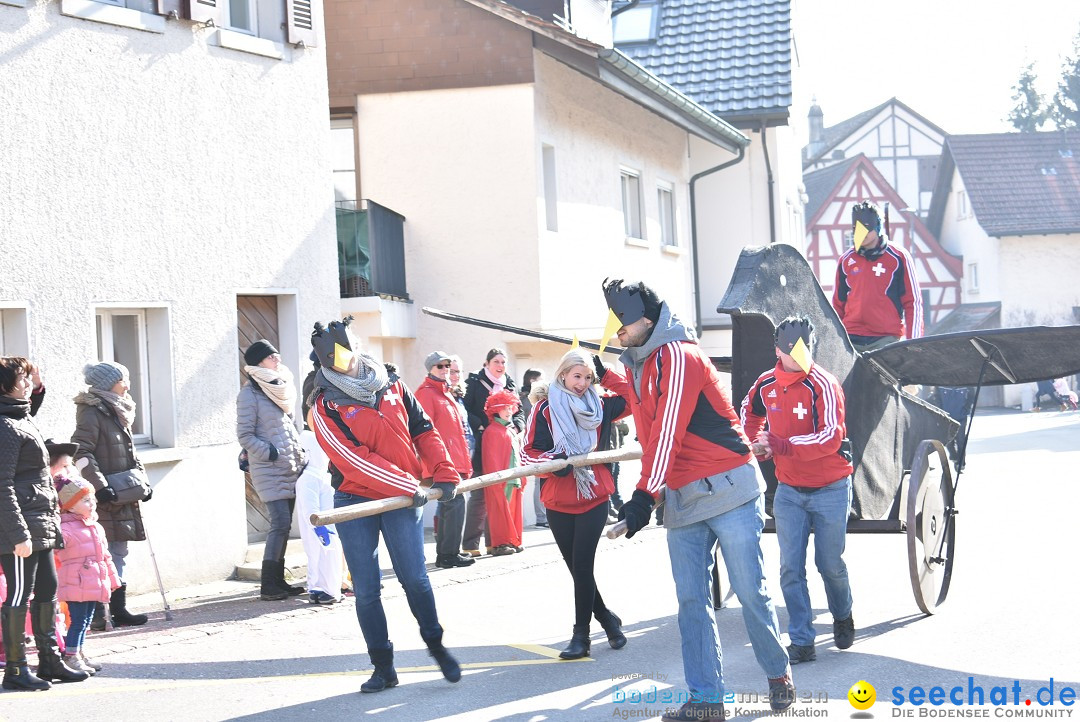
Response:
[0,395,62,554]
[71,392,146,543]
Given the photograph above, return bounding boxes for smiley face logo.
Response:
[848,680,876,710]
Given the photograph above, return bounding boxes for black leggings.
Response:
[546,502,610,627]
[1,550,58,607]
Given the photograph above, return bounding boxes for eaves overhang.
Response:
[597,49,749,153]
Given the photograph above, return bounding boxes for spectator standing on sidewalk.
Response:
[520,369,548,528]
[415,351,476,569]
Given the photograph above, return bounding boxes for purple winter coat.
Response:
[55,512,121,604]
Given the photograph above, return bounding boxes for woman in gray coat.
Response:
[237,340,307,601]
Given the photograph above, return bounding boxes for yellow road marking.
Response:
[0,646,592,699]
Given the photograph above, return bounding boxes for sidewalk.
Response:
[97,521,600,659]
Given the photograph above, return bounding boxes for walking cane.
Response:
[311,446,643,526]
[142,522,174,621]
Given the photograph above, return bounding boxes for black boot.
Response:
[360,645,398,693]
[423,631,461,683]
[2,606,50,691]
[597,610,627,650]
[89,602,106,632]
[31,601,89,684]
[274,561,304,597]
[110,585,148,626]
[559,624,591,660]
[260,561,287,601]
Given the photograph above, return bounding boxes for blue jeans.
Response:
[64,601,95,650]
[666,495,788,701]
[334,490,443,652]
[772,477,853,646]
[109,541,128,581]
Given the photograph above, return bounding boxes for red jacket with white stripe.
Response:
[602,341,753,500]
[832,242,923,339]
[521,391,630,514]
[310,375,458,500]
[740,362,853,488]
[414,375,472,479]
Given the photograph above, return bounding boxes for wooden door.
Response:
[237,296,280,543]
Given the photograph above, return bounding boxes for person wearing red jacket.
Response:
[832,200,923,352]
[308,318,460,694]
[415,350,475,569]
[521,349,632,660]
[741,316,856,665]
[481,390,525,556]
[601,280,794,722]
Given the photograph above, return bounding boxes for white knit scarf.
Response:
[547,378,603,500]
[244,364,297,415]
[321,353,389,406]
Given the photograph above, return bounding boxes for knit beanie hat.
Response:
[55,477,92,512]
[83,361,128,391]
[244,339,279,367]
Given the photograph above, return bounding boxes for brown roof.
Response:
[927,131,1080,238]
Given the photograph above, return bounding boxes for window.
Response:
[843,230,854,250]
[956,190,969,220]
[967,263,979,293]
[657,183,676,246]
[542,144,558,232]
[227,0,256,34]
[621,169,644,240]
[95,307,175,447]
[0,308,29,357]
[613,1,659,43]
[331,118,357,206]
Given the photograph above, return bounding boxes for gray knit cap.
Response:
[83,361,128,391]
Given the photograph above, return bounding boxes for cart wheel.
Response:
[906,439,956,614]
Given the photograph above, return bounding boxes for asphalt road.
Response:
[1,408,1077,721]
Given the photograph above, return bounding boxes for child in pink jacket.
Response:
[50,441,120,676]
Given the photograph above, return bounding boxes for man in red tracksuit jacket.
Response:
[601,280,794,722]
[832,200,923,352]
[741,316,855,665]
[415,350,475,569]
[308,318,460,695]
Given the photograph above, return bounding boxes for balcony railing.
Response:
[336,199,408,300]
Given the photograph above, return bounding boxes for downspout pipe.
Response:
[761,120,777,245]
[690,142,746,337]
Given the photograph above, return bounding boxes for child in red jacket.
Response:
[51,442,120,676]
[482,390,524,556]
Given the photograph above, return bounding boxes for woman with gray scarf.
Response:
[521,349,632,660]
[72,361,153,628]
[237,340,307,602]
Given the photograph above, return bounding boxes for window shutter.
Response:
[156,0,183,18]
[186,0,222,25]
[286,0,318,47]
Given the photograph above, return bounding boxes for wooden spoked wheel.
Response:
[906,440,957,614]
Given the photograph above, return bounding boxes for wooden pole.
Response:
[311,446,643,526]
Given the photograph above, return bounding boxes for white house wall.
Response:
[1,1,339,591]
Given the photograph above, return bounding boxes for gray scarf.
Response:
[320,353,388,406]
[547,379,603,500]
[89,388,136,430]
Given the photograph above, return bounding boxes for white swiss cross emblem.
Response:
[383,389,401,406]
[793,402,808,420]
[872,262,886,277]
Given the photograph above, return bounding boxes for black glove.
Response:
[267,444,278,462]
[550,451,573,477]
[142,487,154,502]
[617,489,655,538]
[410,489,429,508]
[432,481,457,501]
[96,486,118,504]
[592,354,607,383]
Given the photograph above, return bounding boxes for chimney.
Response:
[808,98,824,158]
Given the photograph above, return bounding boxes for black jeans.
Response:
[546,502,611,627]
[462,491,489,551]
[1,550,59,606]
[435,494,466,557]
